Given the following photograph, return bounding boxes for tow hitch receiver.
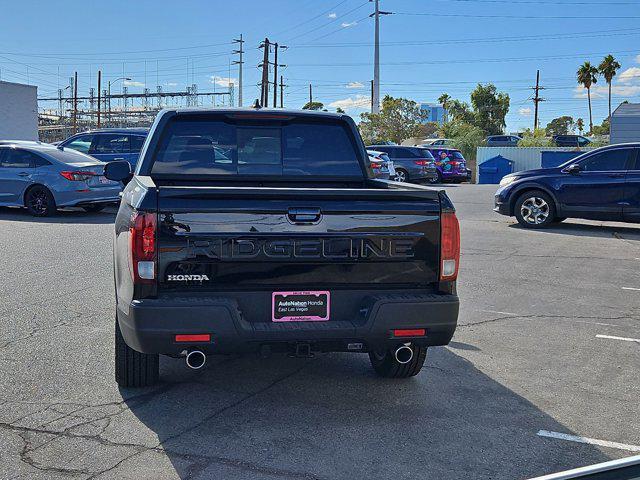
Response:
[291,342,313,358]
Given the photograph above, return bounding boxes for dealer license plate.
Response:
[272,291,330,322]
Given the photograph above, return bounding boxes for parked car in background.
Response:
[419,138,453,147]
[0,143,121,216]
[58,128,148,167]
[494,143,639,228]
[486,135,522,147]
[367,149,395,180]
[421,147,472,184]
[367,145,437,183]
[552,134,591,147]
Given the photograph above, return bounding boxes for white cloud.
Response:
[573,85,604,99]
[341,21,357,28]
[346,81,364,89]
[617,67,640,84]
[518,107,531,116]
[636,54,640,64]
[328,12,337,18]
[329,95,370,112]
[123,80,144,88]
[210,75,237,88]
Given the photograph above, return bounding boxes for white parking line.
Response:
[537,430,640,452]
[596,334,640,344]
[622,287,640,291]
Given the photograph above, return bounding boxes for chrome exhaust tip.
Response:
[394,345,413,364]
[186,350,206,370]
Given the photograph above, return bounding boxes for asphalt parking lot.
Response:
[0,183,638,480]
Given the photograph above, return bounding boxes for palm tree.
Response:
[438,93,451,122]
[598,54,621,122]
[577,62,599,134]
[576,118,584,134]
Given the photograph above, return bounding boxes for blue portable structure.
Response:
[478,155,514,184]
[541,150,584,169]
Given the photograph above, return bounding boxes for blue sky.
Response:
[1,0,639,132]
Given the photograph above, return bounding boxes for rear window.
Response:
[45,147,99,164]
[408,148,435,160]
[150,116,363,177]
[431,149,465,161]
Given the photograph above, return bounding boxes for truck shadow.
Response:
[120,348,611,480]
[0,206,116,224]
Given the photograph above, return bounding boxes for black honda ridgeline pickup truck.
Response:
[104,108,460,387]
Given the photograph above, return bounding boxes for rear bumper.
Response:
[55,187,121,207]
[117,292,459,355]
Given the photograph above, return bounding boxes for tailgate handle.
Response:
[287,207,322,223]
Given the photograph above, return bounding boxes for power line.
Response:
[394,11,640,19]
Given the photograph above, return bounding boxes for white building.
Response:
[610,102,640,144]
[0,80,38,140]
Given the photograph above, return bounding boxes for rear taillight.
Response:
[60,171,96,181]
[129,212,157,284]
[413,160,430,166]
[440,211,460,281]
[370,162,382,169]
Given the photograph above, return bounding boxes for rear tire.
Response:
[428,171,443,184]
[394,169,409,183]
[115,317,159,388]
[25,185,56,217]
[369,345,427,378]
[82,204,105,213]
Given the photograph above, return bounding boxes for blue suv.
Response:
[58,128,148,168]
[494,144,640,228]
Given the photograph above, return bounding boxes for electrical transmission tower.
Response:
[232,34,244,107]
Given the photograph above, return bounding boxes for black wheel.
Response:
[82,204,105,213]
[369,345,427,378]
[513,190,556,229]
[25,186,56,217]
[394,169,409,183]
[115,317,159,388]
[428,171,443,184]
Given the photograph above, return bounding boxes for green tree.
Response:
[517,128,553,147]
[577,62,599,133]
[336,107,345,114]
[440,121,485,163]
[447,99,474,124]
[302,101,324,110]
[545,116,574,136]
[576,118,585,134]
[358,95,428,144]
[438,93,451,122]
[470,83,510,136]
[598,54,621,122]
[416,121,440,139]
[592,118,610,136]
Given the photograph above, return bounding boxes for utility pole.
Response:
[272,43,287,108]
[232,34,244,107]
[370,0,392,114]
[370,80,374,112]
[97,70,102,128]
[280,75,285,108]
[259,38,270,106]
[309,84,313,104]
[532,70,545,130]
[72,71,78,134]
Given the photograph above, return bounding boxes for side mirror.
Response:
[565,163,581,175]
[104,161,132,182]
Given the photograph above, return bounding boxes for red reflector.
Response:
[175,334,211,343]
[393,329,426,337]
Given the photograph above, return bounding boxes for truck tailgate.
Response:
[156,186,441,291]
